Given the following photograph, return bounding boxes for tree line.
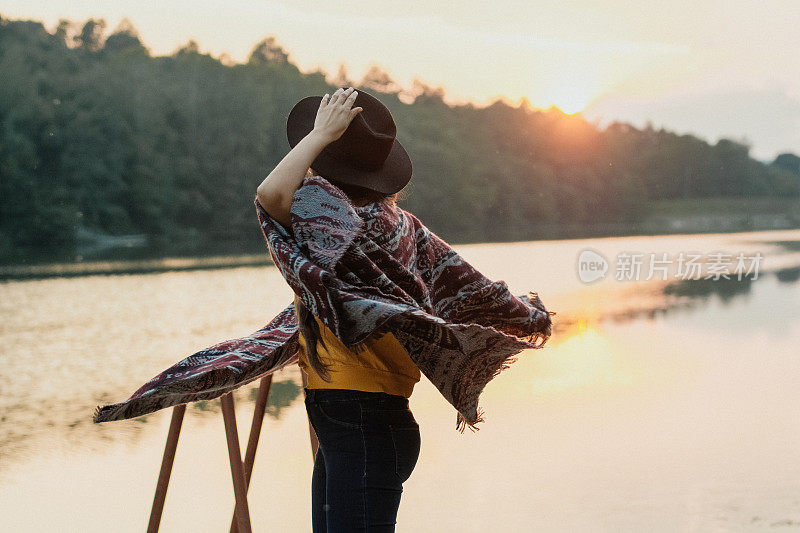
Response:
[1,15,798,264]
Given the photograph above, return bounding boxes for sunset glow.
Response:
[532,57,604,114]
[526,319,637,395]
[2,0,798,159]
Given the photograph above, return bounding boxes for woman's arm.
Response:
[256,86,362,228]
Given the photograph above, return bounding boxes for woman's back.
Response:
[294,293,421,398]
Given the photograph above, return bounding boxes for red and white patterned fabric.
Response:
[94,175,553,432]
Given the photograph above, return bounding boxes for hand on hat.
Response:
[313,87,364,144]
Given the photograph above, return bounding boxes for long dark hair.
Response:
[297,167,401,381]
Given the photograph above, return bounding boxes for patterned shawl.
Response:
[93,175,553,432]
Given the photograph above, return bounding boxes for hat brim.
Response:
[286,95,412,195]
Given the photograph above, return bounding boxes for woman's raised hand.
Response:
[312,87,363,143]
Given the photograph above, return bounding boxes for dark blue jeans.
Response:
[304,388,421,532]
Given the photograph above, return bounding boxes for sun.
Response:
[531,59,604,114]
[548,92,592,115]
[537,78,600,115]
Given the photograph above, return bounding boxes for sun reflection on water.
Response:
[528,317,636,395]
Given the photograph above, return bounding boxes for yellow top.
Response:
[294,295,421,398]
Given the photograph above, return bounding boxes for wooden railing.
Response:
[146,371,318,533]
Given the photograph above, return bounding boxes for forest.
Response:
[1,15,799,264]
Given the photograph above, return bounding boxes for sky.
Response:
[3,0,800,162]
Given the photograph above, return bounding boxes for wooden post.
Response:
[221,393,252,533]
[229,375,273,533]
[147,404,186,533]
[146,373,313,532]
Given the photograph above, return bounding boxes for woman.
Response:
[94,86,550,532]
[256,86,552,532]
[257,87,421,532]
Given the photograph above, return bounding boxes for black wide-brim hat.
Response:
[286,87,412,195]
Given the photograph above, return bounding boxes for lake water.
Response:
[2,229,800,532]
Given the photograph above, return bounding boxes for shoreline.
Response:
[0,254,273,281]
[3,226,800,282]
